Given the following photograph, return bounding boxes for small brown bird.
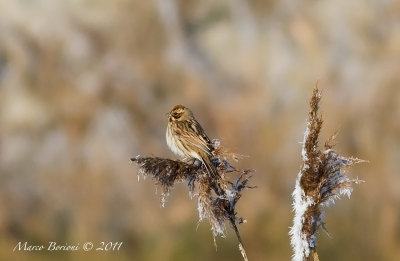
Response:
[166,105,218,179]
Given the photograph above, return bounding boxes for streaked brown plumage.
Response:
[166,105,218,179]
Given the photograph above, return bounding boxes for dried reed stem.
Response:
[289,86,365,261]
[132,141,253,261]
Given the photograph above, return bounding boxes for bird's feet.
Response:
[182,157,202,167]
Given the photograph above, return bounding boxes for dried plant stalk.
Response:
[132,141,253,261]
[289,87,365,261]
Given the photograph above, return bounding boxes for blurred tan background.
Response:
[0,0,399,260]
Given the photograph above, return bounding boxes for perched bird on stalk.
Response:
[166,105,219,180]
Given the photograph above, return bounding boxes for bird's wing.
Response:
[178,120,213,155]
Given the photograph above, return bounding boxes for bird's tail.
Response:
[202,156,220,180]
[202,156,222,195]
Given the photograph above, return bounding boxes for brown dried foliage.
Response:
[131,145,253,261]
[299,88,324,193]
[293,86,364,260]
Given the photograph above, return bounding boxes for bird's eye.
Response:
[172,112,180,118]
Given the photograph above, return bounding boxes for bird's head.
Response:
[168,105,193,122]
